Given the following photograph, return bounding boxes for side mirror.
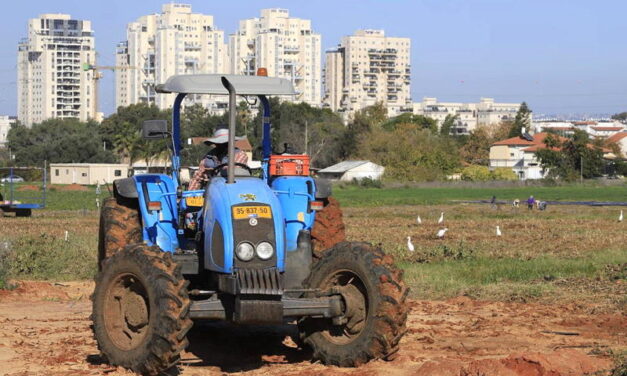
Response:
[142,120,169,139]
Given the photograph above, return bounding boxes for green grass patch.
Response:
[400,248,627,300]
[43,189,102,211]
[335,184,627,207]
[6,233,97,281]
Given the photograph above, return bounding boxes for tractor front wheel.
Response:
[298,242,409,367]
[311,197,345,259]
[98,196,142,270]
[92,244,192,375]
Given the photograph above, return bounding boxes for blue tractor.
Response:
[92,74,408,375]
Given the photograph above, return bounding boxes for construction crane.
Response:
[82,63,137,117]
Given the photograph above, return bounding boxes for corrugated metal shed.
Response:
[318,161,369,173]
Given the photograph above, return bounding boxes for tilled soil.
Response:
[0,281,623,375]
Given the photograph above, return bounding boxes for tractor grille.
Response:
[236,267,283,295]
[232,203,276,268]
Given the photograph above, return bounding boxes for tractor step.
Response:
[172,253,199,275]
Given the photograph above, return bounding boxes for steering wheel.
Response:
[211,162,253,176]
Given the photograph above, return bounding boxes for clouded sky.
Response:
[2,0,626,117]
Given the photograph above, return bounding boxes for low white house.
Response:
[318,161,384,181]
[50,163,129,185]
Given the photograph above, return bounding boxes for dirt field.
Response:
[0,281,623,376]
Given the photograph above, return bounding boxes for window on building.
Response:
[82,173,87,177]
[114,170,122,177]
[55,169,59,176]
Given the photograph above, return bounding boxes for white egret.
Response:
[416,215,422,224]
[436,228,448,239]
[496,225,502,236]
[438,212,444,224]
[406,236,415,252]
[619,210,624,222]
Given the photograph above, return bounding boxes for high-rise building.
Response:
[324,30,411,118]
[115,4,229,112]
[229,9,322,106]
[0,115,17,148]
[17,14,96,126]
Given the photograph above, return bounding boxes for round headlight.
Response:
[256,242,274,260]
[235,242,255,261]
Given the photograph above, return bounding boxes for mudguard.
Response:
[271,176,317,251]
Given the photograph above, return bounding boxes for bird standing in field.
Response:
[619,210,624,222]
[406,236,415,252]
[436,228,448,239]
[416,215,422,224]
[438,212,444,224]
[496,225,502,236]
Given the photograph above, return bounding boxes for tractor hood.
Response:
[202,176,286,274]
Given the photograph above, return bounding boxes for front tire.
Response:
[311,197,346,259]
[98,196,142,270]
[298,242,409,367]
[92,244,192,375]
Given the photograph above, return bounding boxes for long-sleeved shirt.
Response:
[188,148,248,190]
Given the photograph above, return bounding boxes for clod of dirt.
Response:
[62,184,89,192]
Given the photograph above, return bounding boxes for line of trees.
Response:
[2,100,622,181]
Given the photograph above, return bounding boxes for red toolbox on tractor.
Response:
[269,155,310,176]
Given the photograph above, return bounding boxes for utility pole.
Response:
[580,156,583,184]
[304,120,308,155]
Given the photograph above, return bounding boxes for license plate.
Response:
[232,205,272,219]
[185,196,204,207]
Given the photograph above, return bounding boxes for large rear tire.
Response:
[92,244,192,376]
[98,196,142,270]
[298,242,409,367]
[311,197,346,259]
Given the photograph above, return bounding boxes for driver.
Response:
[188,125,248,190]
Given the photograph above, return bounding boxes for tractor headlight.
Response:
[235,242,255,261]
[256,242,274,260]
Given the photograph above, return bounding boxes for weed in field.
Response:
[9,233,97,281]
[0,240,12,289]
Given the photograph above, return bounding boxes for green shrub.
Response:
[461,166,518,181]
[461,165,492,181]
[355,177,383,188]
[491,167,518,181]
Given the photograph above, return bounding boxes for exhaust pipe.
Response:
[221,76,236,184]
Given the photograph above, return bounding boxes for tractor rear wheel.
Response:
[92,244,192,376]
[311,197,345,259]
[98,196,142,270]
[298,242,409,367]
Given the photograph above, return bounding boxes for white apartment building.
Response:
[17,14,96,126]
[116,4,229,112]
[533,120,625,138]
[323,30,411,118]
[413,97,525,134]
[0,116,17,148]
[229,9,321,106]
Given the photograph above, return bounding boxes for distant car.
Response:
[0,175,25,183]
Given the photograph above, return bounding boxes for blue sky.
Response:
[2,0,626,117]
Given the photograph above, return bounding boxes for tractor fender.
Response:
[314,178,332,199]
[113,177,138,199]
